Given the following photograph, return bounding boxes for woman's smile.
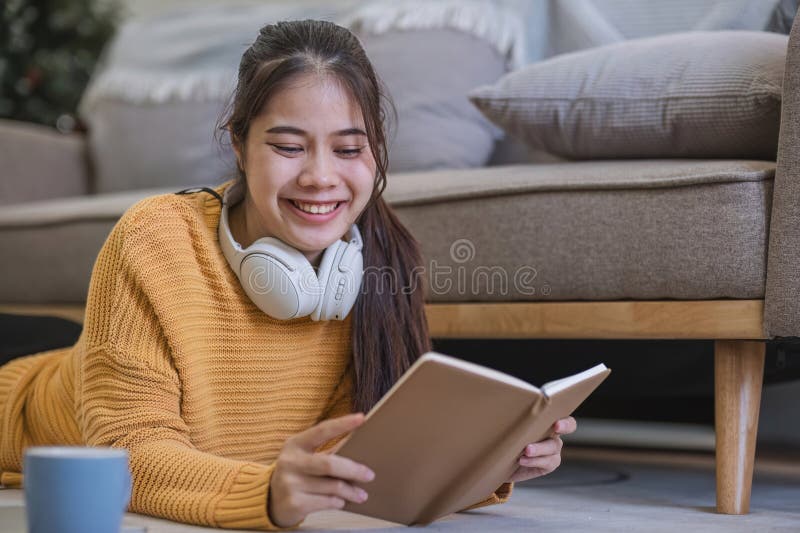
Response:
[284,198,348,223]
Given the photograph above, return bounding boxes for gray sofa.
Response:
[2,0,799,518]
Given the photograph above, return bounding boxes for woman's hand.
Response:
[506,416,577,483]
[268,413,375,528]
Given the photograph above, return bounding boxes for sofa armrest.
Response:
[0,119,90,206]
[765,10,800,337]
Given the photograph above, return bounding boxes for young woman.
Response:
[0,20,576,530]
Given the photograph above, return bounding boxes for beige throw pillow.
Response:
[469,31,788,160]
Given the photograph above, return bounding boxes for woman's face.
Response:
[235,73,376,264]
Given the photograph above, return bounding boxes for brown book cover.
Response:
[332,352,611,525]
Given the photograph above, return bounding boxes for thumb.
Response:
[293,413,366,451]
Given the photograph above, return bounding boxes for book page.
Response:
[357,352,539,427]
[418,353,540,392]
[541,363,609,397]
[432,362,610,520]
[332,352,539,452]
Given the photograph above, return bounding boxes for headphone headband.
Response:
[218,182,363,321]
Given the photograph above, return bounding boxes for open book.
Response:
[333,352,610,525]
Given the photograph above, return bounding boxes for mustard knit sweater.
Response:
[0,181,511,529]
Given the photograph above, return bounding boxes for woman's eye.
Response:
[270,144,303,154]
[336,148,364,158]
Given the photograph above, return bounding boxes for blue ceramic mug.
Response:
[24,447,132,533]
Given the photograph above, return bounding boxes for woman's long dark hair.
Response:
[220,19,431,413]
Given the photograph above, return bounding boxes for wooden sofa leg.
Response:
[714,340,765,514]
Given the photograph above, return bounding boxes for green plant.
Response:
[0,0,120,130]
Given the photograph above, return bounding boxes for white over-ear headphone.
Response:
[218,182,364,321]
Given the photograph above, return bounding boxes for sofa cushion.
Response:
[387,159,774,302]
[0,161,773,304]
[343,0,523,171]
[78,1,517,193]
[0,120,89,206]
[0,188,174,303]
[766,0,800,34]
[358,29,506,172]
[84,99,234,194]
[469,31,787,160]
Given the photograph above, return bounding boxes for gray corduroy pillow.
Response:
[469,31,789,160]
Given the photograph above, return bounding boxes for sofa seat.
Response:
[0,160,774,304]
[386,159,774,302]
[0,187,176,303]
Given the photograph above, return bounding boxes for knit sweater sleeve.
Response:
[77,200,288,531]
[460,482,514,512]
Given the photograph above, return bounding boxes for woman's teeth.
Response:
[291,200,339,214]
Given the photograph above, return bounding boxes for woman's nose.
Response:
[298,153,340,189]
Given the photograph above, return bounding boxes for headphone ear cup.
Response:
[312,240,364,321]
[311,241,344,322]
[239,238,321,319]
[218,192,325,320]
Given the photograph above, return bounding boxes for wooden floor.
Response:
[2,443,798,532]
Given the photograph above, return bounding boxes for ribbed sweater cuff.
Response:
[0,352,57,475]
[213,462,300,531]
[461,482,514,512]
[495,481,514,502]
[0,471,23,488]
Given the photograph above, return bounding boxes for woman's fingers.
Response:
[523,436,563,458]
[507,421,573,483]
[553,416,577,435]
[269,414,375,527]
[303,452,375,483]
[301,475,369,504]
[291,492,348,515]
[519,453,562,471]
[508,464,553,483]
[292,413,366,451]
